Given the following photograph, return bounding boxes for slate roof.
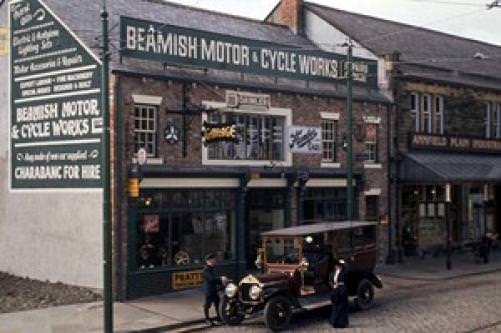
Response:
[41,0,388,102]
[43,0,316,62]
[305,2,501,90]
[400,151,501,182]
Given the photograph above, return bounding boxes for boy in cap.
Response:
[203,253,228,325]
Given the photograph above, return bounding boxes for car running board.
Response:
[298,294,331,310]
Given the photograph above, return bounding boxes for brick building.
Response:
[7,0,390,299]
[286,1,501,261]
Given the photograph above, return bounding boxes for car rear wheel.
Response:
[355,278,375,310]
[264,295,292,332]
[220,296,245,325]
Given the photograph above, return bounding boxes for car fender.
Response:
[367,273,383,289]
[263,288,298,307]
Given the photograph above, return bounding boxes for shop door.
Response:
[246,189,286,267]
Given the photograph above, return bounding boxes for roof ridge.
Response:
[304,1,501,51]
[146,0,286,29]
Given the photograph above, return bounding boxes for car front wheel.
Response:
[264,295,292,332]
[355,278,375,310]
[220,296,245,325]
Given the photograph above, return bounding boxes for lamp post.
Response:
[100,1,113,332]
[445,184,452,270]
[345,41,354,222]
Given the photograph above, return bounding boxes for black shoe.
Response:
[205,319,215,326]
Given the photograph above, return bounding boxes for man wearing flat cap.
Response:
[202,253,228,325]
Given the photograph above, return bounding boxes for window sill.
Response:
[321,162,341,168]
[364,163,382,169]
[132,157,164,165]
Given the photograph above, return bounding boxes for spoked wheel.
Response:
[219,297,245,325]
[264,296,292,332]
[355,278,375,310]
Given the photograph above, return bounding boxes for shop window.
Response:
[207,112,284,161]
[135,190,236,270]
[321,119,337,162]
[365,124,378,163]
[365,195,379,221]
[133,104,157,156]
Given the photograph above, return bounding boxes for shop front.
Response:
[126,169,362,298]
[398,134,501,257]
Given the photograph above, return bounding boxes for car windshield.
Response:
[265,238,300,264]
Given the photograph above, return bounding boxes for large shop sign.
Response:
[120,16,378,87]
[411,133,501,154]
[9,0,102,189]
[288,126,321,154]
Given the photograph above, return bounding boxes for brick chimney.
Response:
[266,0,303,34]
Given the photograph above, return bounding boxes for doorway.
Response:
[246,189,286,267]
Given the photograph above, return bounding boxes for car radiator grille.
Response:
[239,283,254,302]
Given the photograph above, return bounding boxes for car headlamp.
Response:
[225,283,238,298]
[249,285,262,300]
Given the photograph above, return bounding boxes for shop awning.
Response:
[399,151,501,183]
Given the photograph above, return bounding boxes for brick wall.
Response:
[114,73,390,297]
[396,81,501,152]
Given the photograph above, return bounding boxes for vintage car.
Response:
[220,221,383,331]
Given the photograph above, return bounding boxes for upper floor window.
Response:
[207,112,285,161]
[422,94,432,133]
[409,92,444,134]
[410,92,419,132]
[133,104,158,157]
[485,102,501,139]
[433,96,444,135]
[321,119,337,163]
[365,123,378,163]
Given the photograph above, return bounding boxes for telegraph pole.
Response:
[345,41,354,222]
[101,0,113,332]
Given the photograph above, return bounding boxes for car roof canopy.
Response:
[262,221,377,237]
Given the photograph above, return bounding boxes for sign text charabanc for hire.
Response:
[10,0,102,189]
[120,16,378,87]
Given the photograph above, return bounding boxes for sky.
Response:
[165,0,501,46]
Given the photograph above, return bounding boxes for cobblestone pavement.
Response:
[203,271,501,333]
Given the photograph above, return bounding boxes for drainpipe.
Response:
[386,102,395,264]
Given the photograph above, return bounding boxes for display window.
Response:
[207,112,285,161]
[134,190,236,270]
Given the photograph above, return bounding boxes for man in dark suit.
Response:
[203,253,227,325]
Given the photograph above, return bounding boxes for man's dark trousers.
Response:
[203,265,222,321]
